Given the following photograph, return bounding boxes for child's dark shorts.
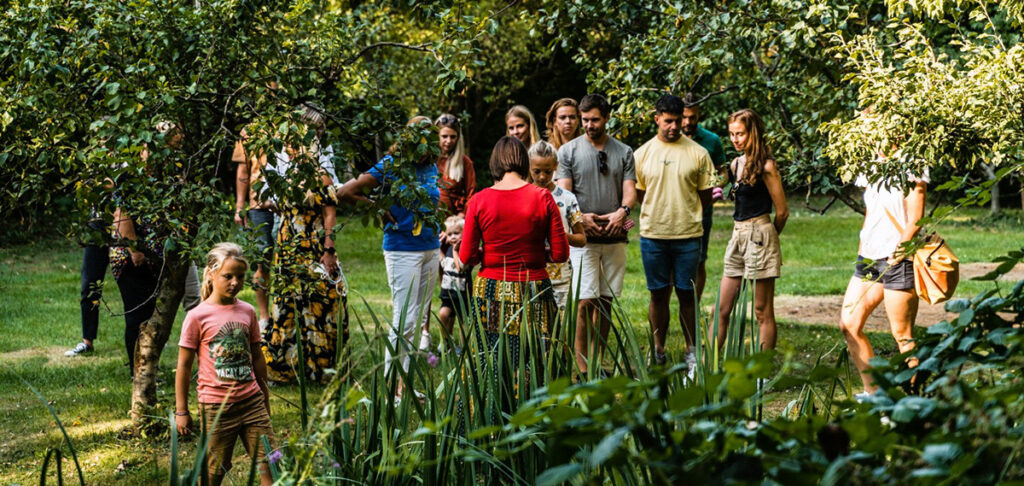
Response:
[853,255,915,291]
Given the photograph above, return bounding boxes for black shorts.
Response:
[853,255,914,291]
[439,288,471,311]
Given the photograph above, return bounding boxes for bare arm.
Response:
[763,160,788,235]
[234,145,250,226]
[600,179,637,235]
[895,181,928,259]
[174,347,196,435]
[113,207,145,265]
[698,188,713,212]
[250,341,271,416]
[567,221,587,248]
[556,178,573,192]
[337,173,380,205]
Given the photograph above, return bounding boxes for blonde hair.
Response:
[728,109,772,185]
[436,114,467,183]
[444,214,465,233]
[528,140,557,161]
[505,105,541,147]
[544,98,581,149]
[201,242,249,300]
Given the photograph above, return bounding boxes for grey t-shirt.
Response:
[556,135,635,216]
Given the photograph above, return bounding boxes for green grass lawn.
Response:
[1,204,1021,484]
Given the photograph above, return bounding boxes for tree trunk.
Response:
[981,163,1001,215]
[130,251,189,424]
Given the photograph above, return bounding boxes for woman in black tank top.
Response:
[716,109,789,352]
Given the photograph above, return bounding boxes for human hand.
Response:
[130,250,146,267]
[712,187,723,201]
[320,252,338,274]
[234,210,247,227]
[175,413,193,436]
[602,208,627,235]
[582,213,604,236]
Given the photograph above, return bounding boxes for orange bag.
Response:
[884,209,959,305]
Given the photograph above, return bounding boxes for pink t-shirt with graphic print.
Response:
[179,300,262,405]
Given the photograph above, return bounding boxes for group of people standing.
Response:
[67,92,929,461]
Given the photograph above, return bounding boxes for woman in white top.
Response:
[839,163,927,397]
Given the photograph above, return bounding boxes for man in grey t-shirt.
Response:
[556,94,636,377]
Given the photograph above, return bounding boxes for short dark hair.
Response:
[579,94,611,118]
[489,136,530,180]
[655,94,685,115]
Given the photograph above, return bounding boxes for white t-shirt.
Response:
[266,144,338,203]
[857,172,929,260]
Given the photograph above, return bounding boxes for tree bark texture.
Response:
[130,252,189,423]
[981,163,1001,215]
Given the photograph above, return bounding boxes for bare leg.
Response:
[574,298,597,373]
[438,306,454,339]
[649,288,672,354]
[717,276,742,349]
[675,287,697,349]
[883,288,919,367]
[254,265,271,322]
[753,278,777,350]
[839,277,885,392]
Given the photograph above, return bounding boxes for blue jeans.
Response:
[640,237,702,291]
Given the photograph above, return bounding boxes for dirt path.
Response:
[777,262,1024,332]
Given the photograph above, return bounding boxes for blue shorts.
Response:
[640,237,702,291]
[700,205,714,263]
[247,208,275,262]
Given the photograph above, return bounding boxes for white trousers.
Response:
[383,249,440,375]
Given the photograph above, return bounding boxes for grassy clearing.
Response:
[0,204,1020,484]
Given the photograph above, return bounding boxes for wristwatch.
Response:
[620,205,631,216]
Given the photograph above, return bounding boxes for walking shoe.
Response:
[418,329,432,351]
[685,352,697,381]
[64,342,94,357]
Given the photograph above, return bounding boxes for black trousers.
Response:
[114,260,159,374]
[79,244,109,341]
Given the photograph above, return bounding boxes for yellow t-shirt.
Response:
[634,136,714,239]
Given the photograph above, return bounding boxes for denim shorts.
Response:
[640,237,702,291]
[247,208,275,258]
[853,255,915,290]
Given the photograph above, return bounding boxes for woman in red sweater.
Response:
[459,136,569,412]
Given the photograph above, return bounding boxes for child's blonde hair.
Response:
[201,242,249,300]
[445,215,465,233]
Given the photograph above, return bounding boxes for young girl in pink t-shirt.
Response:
[175,242,275,486]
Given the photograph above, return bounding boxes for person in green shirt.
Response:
[681,93,727,303]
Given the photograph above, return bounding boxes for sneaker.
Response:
[418,329,431,351]
[65,342,94,357]
[652,351,668,366]
[685,352,697,381]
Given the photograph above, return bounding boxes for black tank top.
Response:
[731,156,773,221]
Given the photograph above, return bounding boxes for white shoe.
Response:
[685,352,696,381]
[418,329,431,351]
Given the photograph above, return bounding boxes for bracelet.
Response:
[174,411,190,416]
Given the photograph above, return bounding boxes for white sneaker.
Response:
[685,352,697,381]
[418,329,431,351]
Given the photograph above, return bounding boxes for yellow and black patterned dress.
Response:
[261,189,347,384]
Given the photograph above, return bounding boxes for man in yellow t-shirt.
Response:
[634,94,714,376]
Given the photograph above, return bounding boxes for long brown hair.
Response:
[545,98,581,149]
[728,109,771,185]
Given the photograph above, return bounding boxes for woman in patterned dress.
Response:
[261,141,344,384]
